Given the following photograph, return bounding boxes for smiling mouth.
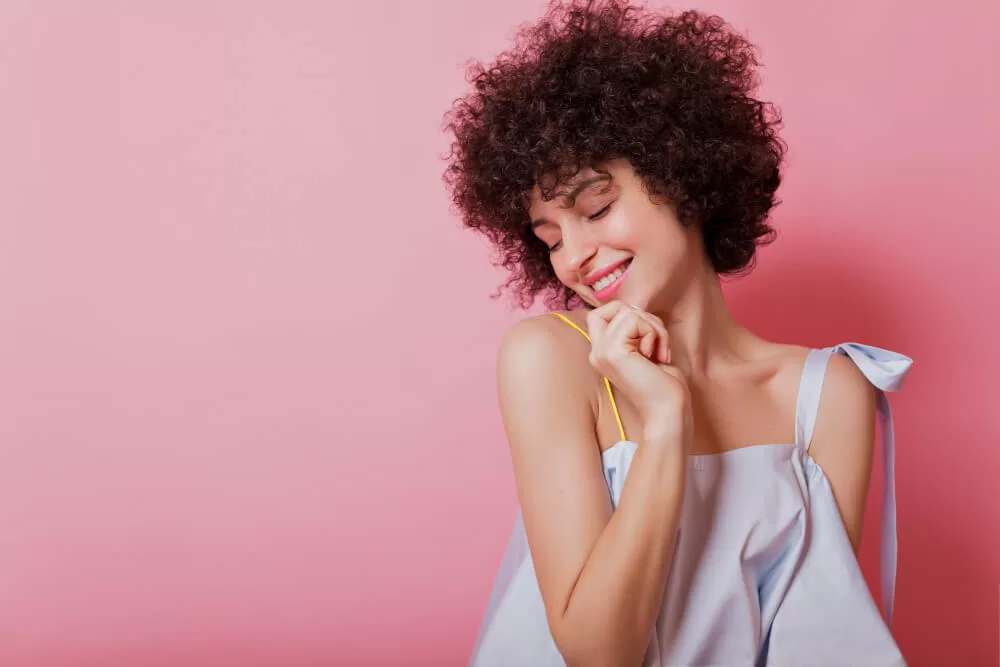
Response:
[591,259,632,292]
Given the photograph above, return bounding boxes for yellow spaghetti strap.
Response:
[549,312,628,442]
[550,311,589,339]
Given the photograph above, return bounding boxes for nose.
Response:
[561,226,598,274]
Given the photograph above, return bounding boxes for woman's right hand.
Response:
[586,301,691,445]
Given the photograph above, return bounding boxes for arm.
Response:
[808,353,878,554]
[497,316,686,667]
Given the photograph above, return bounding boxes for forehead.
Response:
[527,167,614,213]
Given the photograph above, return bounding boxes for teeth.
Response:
[593,264,628,291]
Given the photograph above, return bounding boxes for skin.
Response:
[497,158,876,666]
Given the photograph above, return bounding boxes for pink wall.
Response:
[0,1,996,665]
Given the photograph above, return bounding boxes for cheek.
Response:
[551,261,576,287]
[605,210,649,249]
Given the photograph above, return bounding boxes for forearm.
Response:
[554,433,686,667]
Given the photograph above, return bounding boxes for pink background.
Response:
[1,1,997,665]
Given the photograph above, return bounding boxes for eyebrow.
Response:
[530,175,612,229]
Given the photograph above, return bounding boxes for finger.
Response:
[586,300,626,347]
[624,308,660,359]
[638,328,656,358]
[605,307,655,353]
[630,308,671,364]
[588,300,626,327]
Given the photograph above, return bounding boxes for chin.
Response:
[616,287,649,311]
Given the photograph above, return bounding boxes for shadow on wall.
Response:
[728,226,996,666]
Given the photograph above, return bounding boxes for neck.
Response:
[648,261,755,379]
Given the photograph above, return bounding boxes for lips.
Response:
[583,257,632,286]
[588,258,632,301]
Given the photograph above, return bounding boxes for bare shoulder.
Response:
[496,312,607,528]
[811,349,878,454]
[497,310,598,413]
[759,340,875,419]
[821,350,877,417]
[497,310,593,380]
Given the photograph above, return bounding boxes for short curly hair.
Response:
[442,0,786,309]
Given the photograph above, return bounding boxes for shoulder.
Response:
[497,310,592,375]
[821,349,878,418]
[496,311,597,411]
[809,346,878,463]
[763,341,875,414]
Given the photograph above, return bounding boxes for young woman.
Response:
[443,2,913,665]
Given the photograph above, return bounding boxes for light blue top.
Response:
[469,342,912,666]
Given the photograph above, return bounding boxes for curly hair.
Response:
[442,0,786,309]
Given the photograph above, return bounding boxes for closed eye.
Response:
[589,204,612,220]
[546,203,612,252]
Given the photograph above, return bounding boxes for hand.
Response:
[586,301,691,445]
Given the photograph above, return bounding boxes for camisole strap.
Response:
[549,312,627,442]
[794,348,834,452]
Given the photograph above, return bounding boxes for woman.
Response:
[442,1,912,665]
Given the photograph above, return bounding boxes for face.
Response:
[528,158,703,312]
